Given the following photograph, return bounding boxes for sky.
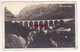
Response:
[3,2,60,15]
[3,2,47,15]
[3,2,30,15]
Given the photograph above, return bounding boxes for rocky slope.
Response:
[5,7,15,21]
[14,4,75,20]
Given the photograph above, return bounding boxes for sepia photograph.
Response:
[2,2,77,49]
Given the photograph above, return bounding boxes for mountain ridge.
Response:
[13,4,75,20]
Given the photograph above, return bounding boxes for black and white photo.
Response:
[2,2,77,49]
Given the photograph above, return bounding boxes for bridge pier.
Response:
[11,21,15,23]
[47,20,50,27]
[52,20,55,27]
[16,21,20,23]
[32,21,35,28]
[27,21,30,27]
[37,21,40,31]
[42,21,45,30]
[22,21,25,26]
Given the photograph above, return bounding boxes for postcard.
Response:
[2,1,77,50]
